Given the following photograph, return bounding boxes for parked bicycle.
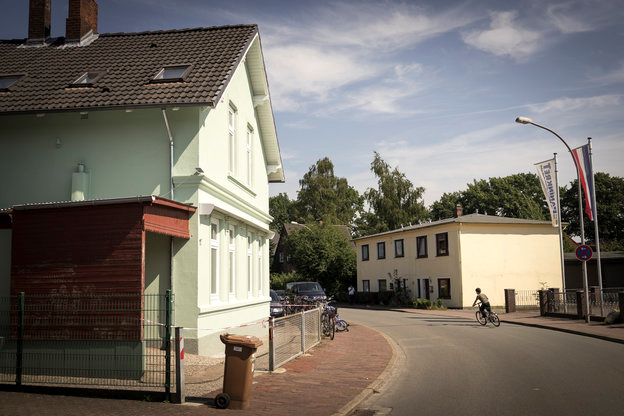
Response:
[334,312,349,332]
[321,304,336,340]
[475,302,500,327]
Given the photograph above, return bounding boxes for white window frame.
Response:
[210,220,220,302]
[229,225,236,299]
[247,232,253,296]
[228,105,237,175]
[246,126,253,186]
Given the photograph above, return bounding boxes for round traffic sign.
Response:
[575,244,593,261]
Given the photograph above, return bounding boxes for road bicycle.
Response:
[475,303,500,327]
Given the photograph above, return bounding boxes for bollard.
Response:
[175,327,185,403]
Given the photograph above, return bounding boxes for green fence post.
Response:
[165,289,172,401]
[16,292,24,388]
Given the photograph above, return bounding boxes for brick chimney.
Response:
[28,0,51,43]
[65,0,98,41]
[453,203,463,218]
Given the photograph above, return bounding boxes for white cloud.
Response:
[527,95,623,115]
[258,1,477,115]
[590,63,624,85]
[462,11,542,60]
[546,3,593,34]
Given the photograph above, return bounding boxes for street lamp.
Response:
[515,117,590,323]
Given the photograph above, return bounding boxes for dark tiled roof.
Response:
[0,25,258,114]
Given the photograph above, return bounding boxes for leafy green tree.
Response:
[284,224,356,296]
[293,157,363,228]
[560,172,624,250]
[269,193,295,232]
[428,173,549,221]
[359,152,428,235]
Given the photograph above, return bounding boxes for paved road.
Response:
[341,308,624,416]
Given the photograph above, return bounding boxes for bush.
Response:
[413,298,432,309]
[378,291,394,305]
[270,271,304,290]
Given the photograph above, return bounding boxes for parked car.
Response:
[270,289,284,317]
[286,281,326,300]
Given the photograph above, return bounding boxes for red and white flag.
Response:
[571,144,595,221]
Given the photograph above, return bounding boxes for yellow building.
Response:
[355,213,561,308]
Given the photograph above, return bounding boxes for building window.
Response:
[377,242,386,259]
[394,239,404,258]
[210,221,220,300]
[279,252,284,263]
[417,236,428,258]
[70,70,106,87]
[378,279,387,292]
[229,226,236,297]
[361,244,369,261]
[247,233,253,295]
[0,74,24,91]
[362,280,370,292]
[436,233,449,256]
[438,278,451,299]
[247,126,253,186]
[151,64,192,82]
[228,105,237,175]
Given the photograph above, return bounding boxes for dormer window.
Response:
[151,64,192,83]
[0,74,24,91]
[70,71,106,87]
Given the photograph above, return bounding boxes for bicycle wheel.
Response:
[490,312,500,327]
[321,314,330,337]
[476,310,487,325]
[329,316,335,340]
[335,319,349,332]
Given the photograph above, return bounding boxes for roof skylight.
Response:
[0,74,24,91]
[70,71,106,87]
[151,64,192,83]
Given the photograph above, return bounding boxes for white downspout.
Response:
[161,108,175,294]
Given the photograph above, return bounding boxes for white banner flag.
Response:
[535,158,559,227]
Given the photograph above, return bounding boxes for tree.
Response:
[359,152,429,235]
[428,173,549,221]
[269,193,295,232]
[293,157,363,227]
[560,172,624,250]
[285,224,356,295]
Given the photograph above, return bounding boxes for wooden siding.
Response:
[10,203,145,295]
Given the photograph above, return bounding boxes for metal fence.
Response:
[266,307,320,371]
[0,291,177,396]
[548,289,621,317]
[515,290,540,310]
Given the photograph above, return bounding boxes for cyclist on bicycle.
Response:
[472,288,491,318]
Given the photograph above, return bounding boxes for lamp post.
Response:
[515,117,590,323]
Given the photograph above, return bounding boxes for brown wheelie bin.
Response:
[214,333,263,410]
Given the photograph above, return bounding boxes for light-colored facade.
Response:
[355,214,561,307]
[0,25,283,356]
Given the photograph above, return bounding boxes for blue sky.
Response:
[2,0,623,206]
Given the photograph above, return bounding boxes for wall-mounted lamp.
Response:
[80,111,88,119]
[55,138,62,149]
[195,167,204,175]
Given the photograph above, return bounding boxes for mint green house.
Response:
[0,1,283,356]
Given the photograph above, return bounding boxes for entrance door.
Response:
[424,279,430,300]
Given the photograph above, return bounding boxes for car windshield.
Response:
[297,283,322,292]
[270,291,279,302]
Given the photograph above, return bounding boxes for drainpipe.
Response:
[161,108,175,200]
[161,108,175,293]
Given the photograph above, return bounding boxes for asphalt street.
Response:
[341,308,624,416]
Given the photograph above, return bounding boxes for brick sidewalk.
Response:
[0,322,393,416]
